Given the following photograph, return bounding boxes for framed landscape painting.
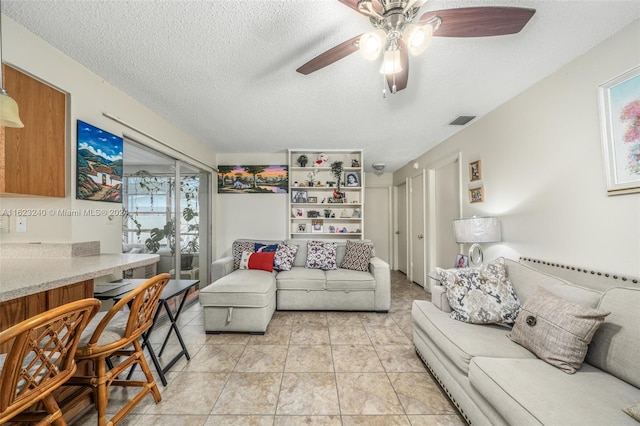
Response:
[76,120,123,202]
[218,165,288,194]
[599,65,640,195]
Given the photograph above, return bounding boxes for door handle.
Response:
[417,234,423,239]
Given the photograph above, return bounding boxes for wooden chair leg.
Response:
[133,339,162,403]
[95,357,109,426]
[41,394,66,426]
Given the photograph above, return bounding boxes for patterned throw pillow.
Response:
[232,241,254,270]
[305,240,337,270]
[273,243,299,271]
[255,243,278,253]
[509,287,610,374]
[340,240,373,272]
[437,258,521,324]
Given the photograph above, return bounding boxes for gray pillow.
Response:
[509,287,610,374]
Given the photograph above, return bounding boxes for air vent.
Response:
[449,115,476,126]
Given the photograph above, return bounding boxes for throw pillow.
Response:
[255,243,278,253]
[623,401,640,422]
[273,243,299,271]
[305,240,337,270]
[509,287,610,374]
[340,240,373,272]
[437,258,521,325]
[232,241,254,270]
[239,251,275,272]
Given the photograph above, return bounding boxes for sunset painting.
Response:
[218,165,288,194]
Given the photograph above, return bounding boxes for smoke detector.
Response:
[372,163,386,176]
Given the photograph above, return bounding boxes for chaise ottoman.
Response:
[199,269,276,334]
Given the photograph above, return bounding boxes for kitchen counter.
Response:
[0,253,159,302]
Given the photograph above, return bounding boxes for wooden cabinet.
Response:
[288,149,364,239]
[0,64,66,197]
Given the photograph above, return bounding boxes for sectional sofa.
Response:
[199,238,390,333]
[412,257,640,425]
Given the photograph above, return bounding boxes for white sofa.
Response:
[412,257,640,426]
[199,239,391,333]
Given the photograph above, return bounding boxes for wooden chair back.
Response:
[0,298,100,424]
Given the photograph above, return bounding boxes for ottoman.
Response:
[199,269,276,334]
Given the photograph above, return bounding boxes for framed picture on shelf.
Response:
[291,208,303,217]
[291,189,308,203]
[469,160,481,182]
[599,65,640,194]
[307,196,317,203]
[297,223,307,233]
[311,219,324,233]
[469,186,484,203]
[344,171,360,187]
[455,254,469,268]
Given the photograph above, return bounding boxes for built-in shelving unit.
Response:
[288,149,364,239]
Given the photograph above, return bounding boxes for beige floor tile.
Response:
[270,311,295,326]
[329,325,371,345]
[183,343,245,372]
[388,373,458,415]
[146,371,229,415]
[285,345,334,372]
[336,373,404,415]
[135,414,209,425]
[290,325,330,345]
[292,311,328,327]
[249,324,291,345]
[327,311,364,326]
[207,332,251,345]
[407,414,467,426]
[359,312,398,327]
[212,372,283,415]
[274,415,341,425]
[375,344,428,372]
[236,345,288,372]
[277,372,340,415]
[206,415,275,425]
[341,415,411,425]
[332,344,384,372]
[365,325,412,346]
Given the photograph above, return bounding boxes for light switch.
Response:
[16,217,27,233]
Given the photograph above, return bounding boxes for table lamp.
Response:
[453,216,501,266]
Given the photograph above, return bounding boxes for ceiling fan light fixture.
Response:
[359,29,386,60]
[0,90,24,128]
[403,23,433,56]
[380,47,402,75]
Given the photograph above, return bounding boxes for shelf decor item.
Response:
[599,64,640,195]
[297,154,308,167]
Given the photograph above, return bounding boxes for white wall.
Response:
[364,172,393,263]
[0,17,216,254]
[394,20,640,277]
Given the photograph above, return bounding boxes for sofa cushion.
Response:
[232,241,254,270]
[411,300,536,375]
[273,243,299,271]
[504,259,602,307]
[305,240,337,270]
[437,258,521,325]
[509,287,609,374]
[239,251,275,272]
[325,268,376,290]
[255,243,278,253]
[469,357,640,426]
[200,269,276,307]
[276,267,326,290]
[586,286,640,388]
[340,240,373,272]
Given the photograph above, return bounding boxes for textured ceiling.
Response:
[4,1,640,172]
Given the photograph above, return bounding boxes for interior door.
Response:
[410,172,426,287]
[364,186,392,263]
[396,182,408,274]
[435,159,460,269]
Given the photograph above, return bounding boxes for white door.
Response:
[410,172,426,287]
[396,182,408,274]
[364,186,392,263]
[435,159,460,269]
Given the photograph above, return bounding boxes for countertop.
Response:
[0,253,159,301]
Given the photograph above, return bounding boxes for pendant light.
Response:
[0,4,24,128]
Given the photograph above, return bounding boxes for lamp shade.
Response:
[453,217,501,244]
[0,91,24,128]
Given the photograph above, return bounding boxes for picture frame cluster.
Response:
[468,160,484,203]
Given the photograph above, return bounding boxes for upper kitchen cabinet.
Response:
[1,64,66,197]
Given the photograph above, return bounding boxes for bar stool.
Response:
[0,298,101,425]
[68,273,170,426]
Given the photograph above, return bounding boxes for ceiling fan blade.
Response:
[420,7,535,37]
[386,40,409,93]
[296,34,362,75]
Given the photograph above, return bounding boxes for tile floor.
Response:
[73,271,465,425]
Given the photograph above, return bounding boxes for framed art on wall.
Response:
[217,165,288,194]
[599,65,640,195]
[469,160,481,182]
[469,186,484,203]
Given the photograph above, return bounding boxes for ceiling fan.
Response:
[296,0,536,94]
